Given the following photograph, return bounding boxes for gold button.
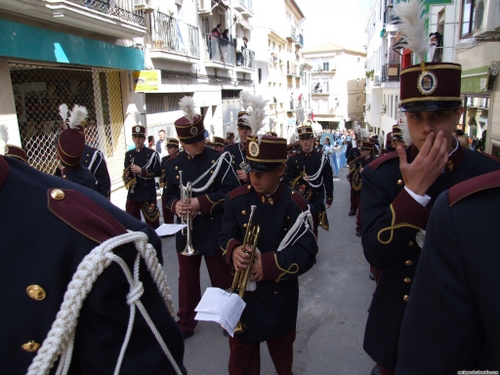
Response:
[243,223,247,228]
[26,285,46,300]
[176,175,179,179]
[408,240,414,246]
[210,170,214,174]
[273,291,278,294]
[397,179,404,186]
[212,160,215,164]
[242,210,247,215]
[175,166,178,170]
[447,160,454,171]
[404,277,411,283]
[287,216,290,219]
[284,228,287,232]
[21,341,40,353]
[403,294,409,302]
[247,185,251,190]
[405,260,413,266]
[50,189,65,200]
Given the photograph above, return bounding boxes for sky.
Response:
[296,0,371,51]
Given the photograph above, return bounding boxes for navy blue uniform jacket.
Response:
[124,147,161,201]
[81,145,111,199]
[163,147,239,254]
[361,144,500,370]
[0,156,186,375]
[396,170,500,373]
[219,183,317,342]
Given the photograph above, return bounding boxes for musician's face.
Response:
[132,135,145,148]
[250,165,285,195]
[237,126,252,145]
[181,140,205,155]
[299,136,314,153]
[167,145,178,156]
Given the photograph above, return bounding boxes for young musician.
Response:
[220,95,318,375]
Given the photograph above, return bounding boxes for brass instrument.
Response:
[179,170,198,256]
[229,205,260,333]
[122,158,137,193]
[291,166,312,201]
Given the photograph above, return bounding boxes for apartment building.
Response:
[302,43,366,131]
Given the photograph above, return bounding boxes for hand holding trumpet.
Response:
[175,197,200,219]
[232,245,263,282]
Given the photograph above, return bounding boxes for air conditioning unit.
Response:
[374,75,381,86]
[473,0,500,39]
[381,104,387,113]
[134,0,154,11]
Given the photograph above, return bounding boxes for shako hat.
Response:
[392,124,404,141]
[296,108,313,138]
[132,125,146,137]
[360,140,375,151]
[174,96,206,144]
[166,137,179,147]
[57,104,87,166]
[394,0,462,112]
[0,125,27,163]
[212,136,225,147]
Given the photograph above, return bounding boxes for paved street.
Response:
[112,165,376,374]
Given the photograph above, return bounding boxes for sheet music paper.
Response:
[155,224,187,237]
[195,287,246,337]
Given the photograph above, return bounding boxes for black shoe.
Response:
[370,364,381,375]
[369,272,376,281]
[355,231,361,237]
[348,210,357,216]
[182,330,194,340]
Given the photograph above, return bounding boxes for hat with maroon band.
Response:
[247,135,288,172]
[174,96,206,144]
[57,104,87,167]
[4,144,27,163]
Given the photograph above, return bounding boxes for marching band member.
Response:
[123,124,162,229]
[219,94,317,375]
[0,155,186,374]
[284,108,333,236]
[360,1,500,373]
[163,96,239,338]
[160,137,180,224]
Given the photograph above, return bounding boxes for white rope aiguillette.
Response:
[27,231,183,375]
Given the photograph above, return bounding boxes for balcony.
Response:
[204,34,236,66]
[295,33,304,48]
[150,12,200,60]
[236,48,255,70]
[286,26,296,42]
[0,0,147,38]
[384,63,400,82]
[233,0,253,16]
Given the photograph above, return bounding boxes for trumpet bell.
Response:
[180,244,199,256]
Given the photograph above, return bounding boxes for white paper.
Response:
[155,224,187,237]
[195,287,246,337]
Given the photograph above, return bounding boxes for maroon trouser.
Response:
[125,199,159,229]
[350,185,358,213]
[161,196,175,224]
[228,329,296,375]
[176,249,232,333]
[355,195,362,233]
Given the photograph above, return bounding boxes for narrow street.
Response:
[113,165,376,374]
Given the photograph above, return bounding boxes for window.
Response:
[357,97,361,106]
[323,62,329,71]
[460,0,476,38]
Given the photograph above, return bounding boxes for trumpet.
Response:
[229,205,260,333]
[179,170,198,256]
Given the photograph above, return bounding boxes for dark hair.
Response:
[216,23,221,28]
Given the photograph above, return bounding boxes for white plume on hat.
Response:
[240,91,251,111]
[179,96,197,123]
[59,104,69,123]
[393,0,429,63]
[242,93,268,142]
[68,105,88,129]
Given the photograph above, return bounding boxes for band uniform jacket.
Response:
[0,156,186,375]
[284,148,334,215]
[396,170,500,373]
[163,147,239,255]
[160,152,179,195]
[360,143,500,371]
[81,145,111,199]
[348,155,374,192]
[54,164,97,192]
[225,142,248,181]
[219,183,318,343]
[124,147,161,201]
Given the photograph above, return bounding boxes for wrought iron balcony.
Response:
[204,34,236,65]
[286,26,297,42]
[236,48,255,69]
[151,12,200,59]
[0,0,146,38]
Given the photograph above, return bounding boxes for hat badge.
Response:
[135,126,141,132]
[248,140,260,158]
[300,127,306,133]
[190,126,198,135]
[417,71,438,96]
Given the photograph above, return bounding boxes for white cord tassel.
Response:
[27,231,180,375]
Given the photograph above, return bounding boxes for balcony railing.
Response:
[204,34,236,65]
[286,26,296,42]
[151,12,199,58]
[295,33,304,47]
[237,48,255,69]
[69,0,145,26]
